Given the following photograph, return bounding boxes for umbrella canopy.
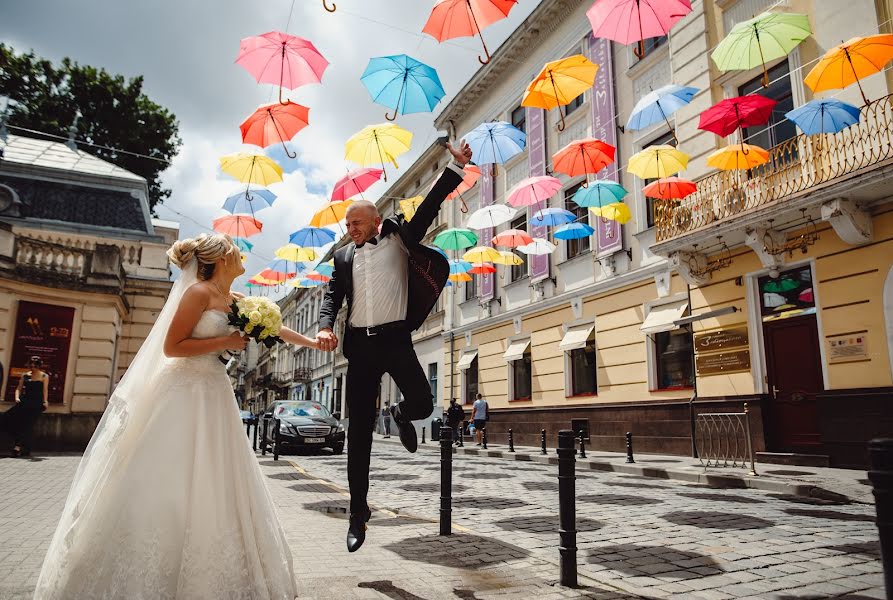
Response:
[590,202,632,224]
[785,98,862,135]
[344,123,413,181]
[449,272,473,283]
[449,259,473,274]
[219,153,284,186]
[288,226,336,248]
[249,275,279,286]
[332,168,384,201]
[493,250,524,266]
[399,196,425,221]
[530,207,576,227]
[265,259,300,274]
[291,277,325,288]
[763,277,800,293]
[466,204,517,230]
[712,12,811,87]
[444,164,482,200]
[554,223,595,240]
[422,0,519,64]
[463,121,526,165]
[642,177,697,200]
[516,238,556,255]
[468,262,497,275]
[698,95,777,138]
[462,246,502,263]
[627,145,689,179]
[223,188,277,215]
[626,84,698,140]
[587,0,692,58]
[213,215,263,238]
[305,271,331,282]
[361,54,446,121]
[275,244,317,262]
[311,200,354,227]
[551,138,616,180]
[522,55,599,131]
[804,34,893,105]
[492,229,534,248]
[233,237,254,252]
[433,228,479,250]
[507,175,563,208]
[259,268,295,282]
[235,31,329,104]
[707,144,770,170]
[572,181,628,208]
[240,102,310,158]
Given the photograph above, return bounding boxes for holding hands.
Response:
[317,329,338,352]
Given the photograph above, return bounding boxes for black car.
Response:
[262,400,345,455]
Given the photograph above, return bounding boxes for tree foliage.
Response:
[0,44,181,213]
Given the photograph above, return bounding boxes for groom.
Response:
[317,140,472,552]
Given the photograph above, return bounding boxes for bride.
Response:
[34,233,320,600]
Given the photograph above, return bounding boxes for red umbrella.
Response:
[213,215,263,238]
[468,262,496,275]
[235,31,329,104]
[332,168,384,201]
[239,102,310,159]
[422,0,519,64]
[305,271,331,282]
[551,138,616,181]
[698,95,777,138]
[492,229,534,248]
[642,176,697,200]
[430,165,482,213]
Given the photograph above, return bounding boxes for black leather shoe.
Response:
[346,510,371,553]
[389,404,417,453]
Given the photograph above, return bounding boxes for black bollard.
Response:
[252,418,259,452]
[578,431,587,459]
[273,417,281,461]
[422,426,426,444]
[261,417,269,456]
[868,438,893,597]
[557,430,578,587]
[482,427,488,450]
[541,429,547,455]
[508,429,515,453]
[458,421,465,447]
[440,426,453,536]
[246,420,251,438]
[626,432,635,464]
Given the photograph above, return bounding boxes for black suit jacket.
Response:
[319,165,464,337]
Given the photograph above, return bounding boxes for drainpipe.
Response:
[449,332,455,403]
[686,283,699,458]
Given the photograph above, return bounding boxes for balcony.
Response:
[293,367,311,383]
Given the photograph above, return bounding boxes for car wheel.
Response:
[332,444,345,455]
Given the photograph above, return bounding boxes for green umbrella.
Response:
[712,12,811,87]
[762,277,800,293]
[433,228,479,251]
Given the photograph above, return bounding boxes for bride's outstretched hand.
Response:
[222,332,248,351]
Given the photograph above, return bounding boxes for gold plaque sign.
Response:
[694,328,749,353]
[827,332,868,363]
[696,349,751,375]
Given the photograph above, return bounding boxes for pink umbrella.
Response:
[507,176,563,214]
[236,31,330,104]
[492,229,534,248]
[332,168,384,201]
[587,0,692,59]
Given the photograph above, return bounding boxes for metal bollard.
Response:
[273,417,281,461]
[252,418,259,452]
[261,417,269,456]
[440,426,453,536]
[508,429,515,453]
[246,420,251,438]
[868,438,893,597]
[578,431,587,459]
[482,427,488,450]
[459,421,465,447]
[422,426,426,444]
[557,430,578,587]
[626,432,635,464]
[541,429,547,455]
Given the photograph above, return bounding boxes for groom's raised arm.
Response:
[319,255,345,332]
[403,164,464,245]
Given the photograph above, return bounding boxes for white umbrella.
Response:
[466,204,517,230]
[517,238,556,255]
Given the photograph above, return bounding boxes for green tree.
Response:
[0,44,181,213]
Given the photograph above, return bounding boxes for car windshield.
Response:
[274,401,330,418]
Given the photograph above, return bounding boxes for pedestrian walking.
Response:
[446,398,465,446]
[0,356,49,457]
[471,393,489,446]
[381,402,392,438]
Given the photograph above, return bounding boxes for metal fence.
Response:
[695,403,757,476]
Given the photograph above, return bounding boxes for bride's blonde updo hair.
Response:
[167,233,236,281]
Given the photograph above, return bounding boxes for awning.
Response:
[640,300,689,335]
[456,351,478,370]
[559,324,594,351]
[503,338,530,362]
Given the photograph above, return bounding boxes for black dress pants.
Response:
[344,327,432,515]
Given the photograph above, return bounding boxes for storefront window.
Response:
[464,356,478,404]
[512,351,532,400]
[655,328,694,390]
[758,265,815,322]
[569,337,597,396]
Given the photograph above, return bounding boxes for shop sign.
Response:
[694,328,749,353]
[5,301,75,404]
[827,332,868,363]
[696,349,751,375]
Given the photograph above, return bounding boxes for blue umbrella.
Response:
[785,99,861,135]
[361,54,446,121]
[530,207,575,227]
[626,84,698,138]
[267,259,307,274]
[449,259,472,274]
[463,121,526,165]
[554,223,595,240]
[288,226,337,248]
[297,278,325,288]
[233,237,254,252]
[222,188,277,216]
[573,181,628,208]
[314,262,335,277]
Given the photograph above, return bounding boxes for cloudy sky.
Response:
[2,0,539,291]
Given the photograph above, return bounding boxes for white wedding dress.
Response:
[34,262,297,600]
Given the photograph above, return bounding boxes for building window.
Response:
[564,93,585,117]
[641,130,678,228]
[510,215,528,282]
[738,60,796,149]
[428,363,438,406]
[568,333,597,397]
[564,182,590,258]
[511,105,526,134]
[632,35,667,64]
[464,273,477,302]
[511,350,532,401]
[654,328,694,390]
[463,356,478,404]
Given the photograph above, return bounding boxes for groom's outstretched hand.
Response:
[446,139,472,167]
[317,329,338,352]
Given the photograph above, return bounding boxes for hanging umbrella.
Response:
[798,287,814,303]
[233,237,254,252]
[712,12,811,88]
[493,250,524,266]
[707,144,770,170]
[288,226,336,248]
[240,102,310,159]
[332,168,384,201]
[259,268,295,282]
[213,215,263,238]
[551,138,616,181]
[522,55,599,131]
[449,259,473,274]
[590,202,632,224]
[361,54,446,121]
[311,200,354,228]
[344,123,413,182]
[219,153,284,187]
[517,238,556,255]
[554,223,595,240]
[587,0,692,59]
[305,271,331,282]
[235,31,329,104]
[698,95,777,139]
[642,177,697,200]
[449,272,473,283]
[492,229,534,248]
[468,262,497,275]
[763,277,800,293]
[291,277,325,288]
[275,244,317,262]
[627,145,689,179]
[762,291,786,307]
[626,84,698,142]
[572,181,628,207]
[805,34,893,105]
[433,228,479,251]
[462,246,502,263]
[422,0,519,64]
[223,188,277,216]
[249,275,279,286]
[265,259,301,275]
[506,176,563,213]
[445,164,482,199]
[466,204,516,230]
[463,121,526,166]
[785,99,861,135]
[530,207,576,227]
[399,196,425,221]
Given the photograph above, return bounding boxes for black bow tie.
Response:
[357,237,378,248]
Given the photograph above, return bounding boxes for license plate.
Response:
[304,437,326,444]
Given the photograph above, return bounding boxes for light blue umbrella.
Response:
[463,121,526,165]
[361,54,446,121]
[785,99,861,135]
[554,223,595,240]
[267,259,307,274]
[314,262,335,277]
[449,259,472,274]
[222,188,277,218]
[288,226,337,248]
[530,207,575,227]
[626,84,698,136]
[297,278,325,288]
[573,181,628,208]
[233,237,254,252]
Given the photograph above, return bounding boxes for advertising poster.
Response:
[5,301,75,404]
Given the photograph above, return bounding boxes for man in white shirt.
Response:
[471,393,488,446]
[316,140,472,552]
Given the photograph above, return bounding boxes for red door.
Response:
[763,315,824,451]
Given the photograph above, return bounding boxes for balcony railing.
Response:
[655,93,893,242]
[293,367,311,383]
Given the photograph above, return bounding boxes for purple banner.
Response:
[479,165,495,301]
[527,106,550,283]
[588,34,623,257]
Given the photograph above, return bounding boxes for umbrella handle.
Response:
[633,40,646,59]
[385,108,398,121]
[460,195,469,214]
[468,3,491,64]
[323,0,336,11]
[557,110,566,132]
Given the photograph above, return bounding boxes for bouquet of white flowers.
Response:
[227,296,283,348]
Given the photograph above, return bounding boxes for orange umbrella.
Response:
[642,177,697,200]
[707,144,769,171]
[522,55,599,131]
[240,102,310,158]
[311,200,354,227]
[492,229,534,248]
[422,0,519,64]
[305,271,331,282]
[213,215,263,238]
[434,164,481,213]
[259,269,295,282]
[449,272,473,283]
[804,34,893,105]
[551,138,616,181]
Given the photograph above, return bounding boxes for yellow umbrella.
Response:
[219,152,283,186]
[707,144,770,170]
[449,272,472,283]
[492,250,524,266]
[522,54,599,131]
[275,244,317,262]
[462,245,502,264]
[399,196,424,221]
[804,34,893,104]
[344,123,413,181]
[251,274,281,285]
[311,200,354,227]
[590,202,632,224]
[627,145,689,179]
